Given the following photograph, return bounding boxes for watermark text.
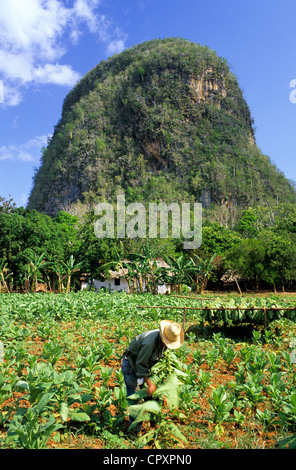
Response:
[94,195,202,249]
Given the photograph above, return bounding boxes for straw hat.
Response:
[159,320,184,349]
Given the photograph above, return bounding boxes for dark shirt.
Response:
[126,329,166,378]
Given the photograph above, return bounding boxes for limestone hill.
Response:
[28,37,296,219]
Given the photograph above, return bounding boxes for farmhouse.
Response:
[81,258,172,294]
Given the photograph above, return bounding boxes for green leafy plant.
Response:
[255,409,278,431]
[278,392,296,431]
[191,348,205,367]
[128,375,188,448]
[246,351,268,375]
[243,372,265,410]
[232,409,246,428]
[252,330,262,344]
[6,393,63,449]
[208,385,234,426]
[265,372,287,412]
[276,433,296,449]
[150,349,188,384]
[267,351,282,373]
[222,345,237,369]
[42,340,63,366]
[0,368,15,406]
[197,369,212,393]
[179,384,200,413]
[205,347,219,369]
[100,366,114,386]
[76,347,101,373]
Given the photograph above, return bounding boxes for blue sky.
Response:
[0,0,295,208]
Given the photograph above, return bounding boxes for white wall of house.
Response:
[81,278,130,292]
[157,284,171,294]
[81,278,171,294]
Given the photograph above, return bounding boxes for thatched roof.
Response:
[153,257,170,269]
[220,270,243,283]
[109,267,129,279]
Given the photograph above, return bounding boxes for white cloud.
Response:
[33,64,81,86]
[0,135,50,162]
[0,0,69,61]
[1,84,23,107]
[0,0,127,105]
[106,39,126,56]
[73,0,100,33]
[0,51,34,84]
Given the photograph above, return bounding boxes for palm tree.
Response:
[128,241,174,293]
[191,253,219,293]
[63,255,83,293]
[147,258,168,294]
[50,256,83,293]
[52,262,67,293]
[164,254,195,294]
[22,251,49,292]
[0,258,13,293]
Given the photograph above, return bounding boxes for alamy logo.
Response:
[0,81,4,104]
[94,195,202,249]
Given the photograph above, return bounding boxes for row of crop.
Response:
[0,292,296,448]
[191,333,296,448]
[0,337,129,448]
[200,306,296,325]
[1,340,296,449]
[1,290,296,311]
[1,312,296,448]
[198,296,296,326]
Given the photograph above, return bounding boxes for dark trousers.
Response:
[121,357,143,431]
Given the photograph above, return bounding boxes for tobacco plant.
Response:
[128,375,188,448]
[208,385,234,426]
[6,393,63,449]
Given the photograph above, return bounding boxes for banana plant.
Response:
[63,255,83,293]
[163,254,195,294]
[190,253,218,293]
[0,258,13,293]
[22,251,49,292]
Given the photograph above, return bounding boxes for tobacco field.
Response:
[0,290,296,450]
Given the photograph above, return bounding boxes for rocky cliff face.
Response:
[189,69,227,103]
[28,38,295,217]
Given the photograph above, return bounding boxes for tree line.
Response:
[0,196,296,293]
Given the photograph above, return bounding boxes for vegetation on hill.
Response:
[27,38,295,219]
